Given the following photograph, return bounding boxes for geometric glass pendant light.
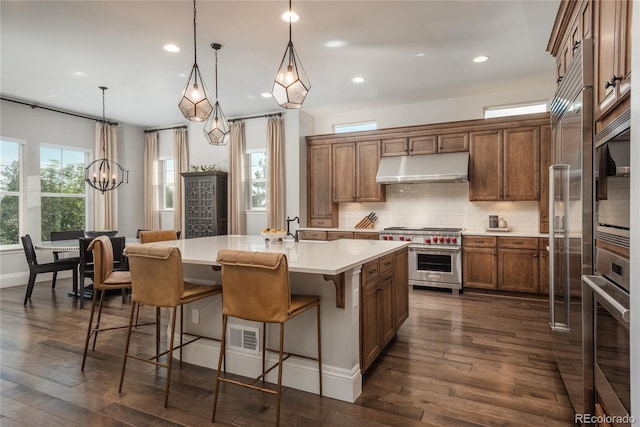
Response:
[178,0,213,121]
[271,0,311,109]
[84,86,129,194]
[204,43,230,145]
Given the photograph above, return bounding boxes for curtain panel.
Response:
[143,132,159,230]
[228,121,246,234]
[266,117,285,230]
[173,128,189,234]
[92,123,119,231]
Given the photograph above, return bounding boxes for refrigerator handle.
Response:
[549,164,571,332]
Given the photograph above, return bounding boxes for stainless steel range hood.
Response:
[375,152,469,184]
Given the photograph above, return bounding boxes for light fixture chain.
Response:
[288,0,292,42]
[193,0,197,64]
[215,47,219,100]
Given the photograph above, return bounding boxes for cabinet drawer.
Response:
[310,219,334,228]
[498,237,538,250]
[327,231,354,241]
[355,232,379,240]
[539,237,549,250]
[381,138,408,157]
[380,254,394,274]
[298,230,327,241]
[462,236,496,248]
[362,259,380,284]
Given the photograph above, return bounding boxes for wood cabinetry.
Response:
[298,230,328,241]
[333,140,385,203]
[393,248,409,330]
[181,172,228,238]
[469,126,540,201]
[308,145,338,227]
[327,231,354,240]
[551,0,592,86]
[539,125,552,233]
[539,238,550,295]
[497,237,539,292]
[298,229,379,241]
[360,249,408,373]
[381,132,468,157]
[462,236,498,290]
[594,0,632,130]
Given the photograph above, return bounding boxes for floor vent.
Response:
[227,325,260,354]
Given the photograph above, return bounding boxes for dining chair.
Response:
[50,230,84,290]
[138,229,181,243]
[120,243,222,408]
[79,236,127,308]
[81,236,140,371]
[85,230,118,238]
[21,234,79,305]
[212,250,322,426]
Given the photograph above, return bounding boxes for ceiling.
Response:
[1,0,560,129]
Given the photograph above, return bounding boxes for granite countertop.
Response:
[152,234,408,275]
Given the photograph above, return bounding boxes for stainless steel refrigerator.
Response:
[548,38,594,417]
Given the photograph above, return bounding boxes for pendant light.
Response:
[204,43,230,145]
[178,0,213,121]
[84,87,129,194]
[272,0,311,109]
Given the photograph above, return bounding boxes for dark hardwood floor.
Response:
[0,280,577,426]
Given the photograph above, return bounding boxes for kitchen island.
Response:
[151,235,409,403]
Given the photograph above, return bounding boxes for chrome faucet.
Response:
[286,216,300,242]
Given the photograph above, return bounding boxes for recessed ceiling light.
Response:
[352,76,366,84]
[261,92,273,98]
[163,44,180,53]
[473,55,489,63]
[414,53,425,57]
[325,40,346,48]
[282,11,299,22]
[73,71,87,77]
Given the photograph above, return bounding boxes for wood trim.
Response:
[323,273,345,309]
[547,0,579,55]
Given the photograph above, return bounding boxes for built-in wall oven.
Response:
[381,227,463,294]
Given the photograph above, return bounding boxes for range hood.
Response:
[375,152,469,184]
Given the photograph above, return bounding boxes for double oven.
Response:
[582,120,631,426]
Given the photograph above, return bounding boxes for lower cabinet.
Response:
[463,235,547,294]
[298,229,379,241]
[360,249,408,373]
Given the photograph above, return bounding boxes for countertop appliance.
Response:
[380,227,463,294]
[548,37,594,418]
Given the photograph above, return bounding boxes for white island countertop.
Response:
[153,235,409,275]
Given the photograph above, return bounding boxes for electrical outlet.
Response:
[191,308,199,324]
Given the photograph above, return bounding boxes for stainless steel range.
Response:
[380,227,463,294]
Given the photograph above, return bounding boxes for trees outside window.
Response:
[40,146,87,240]
[247,150,267,210]
[0,139,22,246]
[160,158,175,210]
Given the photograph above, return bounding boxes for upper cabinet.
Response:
[381,132,468,157]
[333,140,386,202]
[539,125,552,233]
[549,0,592,86]
[308,145,338,227]
[469,126,540,201]
[594,0,632,131]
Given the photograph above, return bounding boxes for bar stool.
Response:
[120,243,222,408]
[81,236,143,371]
[212,250,322,426]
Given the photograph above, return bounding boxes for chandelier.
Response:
[204,43,230,145]
[84,87,128,194]
[272,0,311,109]
[178,0,213,121]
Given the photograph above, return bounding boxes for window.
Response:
[334,121,377,133]
[484,102,548,119]
[0,138,23,247]
[40,146,87,240]
[247,150,267,210]
[159,158,175,210]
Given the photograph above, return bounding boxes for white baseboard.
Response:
[174,334,362,403]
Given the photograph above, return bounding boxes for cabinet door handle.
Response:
[493,251,497,256]
[512,241,523,245]
[571,40,581,52]
[556,76,563,84]
[605,75,622,89]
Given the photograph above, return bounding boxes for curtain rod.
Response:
[228,112,282,123]
[0,96,119,126]
[144,125,188,133]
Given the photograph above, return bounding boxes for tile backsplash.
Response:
[339,182,540,233]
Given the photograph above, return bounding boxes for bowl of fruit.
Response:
[261,228,287,243]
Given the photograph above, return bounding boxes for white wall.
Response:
[312,84,556,134]
[0,99,144,287]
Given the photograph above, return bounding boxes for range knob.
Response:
[399,236,405,241]
[439,237,445,243]
[452,237,457,244]
[382,235,387,240]
[425,238,431,244]
[387,235,393,241]
[445,237,451,243]
[406,237,411,242]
